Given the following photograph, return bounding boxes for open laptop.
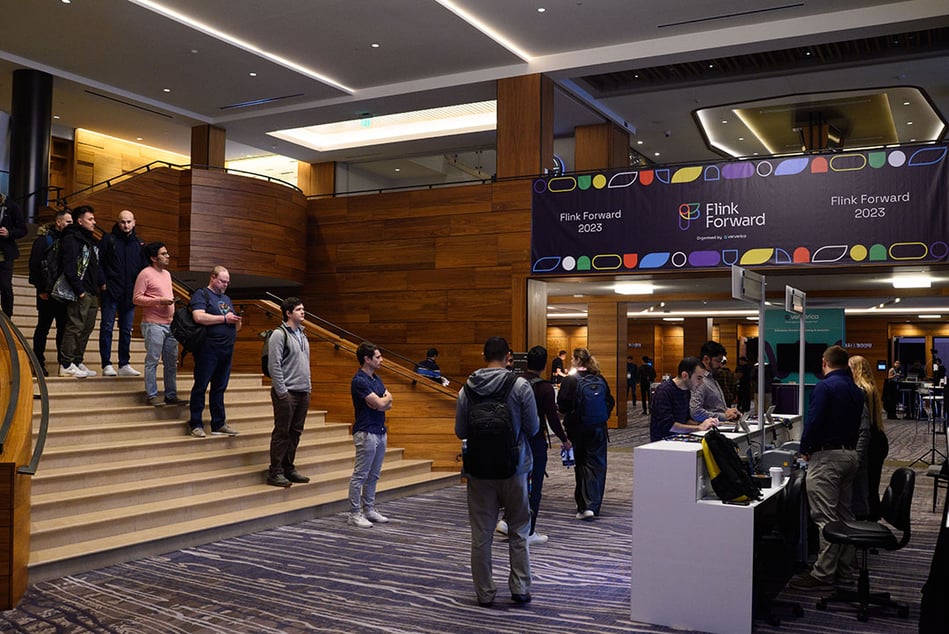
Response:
[732,411,751,433]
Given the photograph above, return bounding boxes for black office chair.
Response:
[816,467,915,622]
[755,469,806,626]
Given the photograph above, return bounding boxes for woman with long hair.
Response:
[556,347,615,520]
[849,354,889,520]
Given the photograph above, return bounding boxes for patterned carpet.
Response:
[0,403,944,633]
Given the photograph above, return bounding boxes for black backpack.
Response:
[576,374,612,426]
[463,373,519,479]
[701,427,762,503]
[260,326,289,377]
[39,233,63,293]
[171,288,209,354]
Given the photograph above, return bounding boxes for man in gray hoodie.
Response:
[455,336,539,608]
[266,296,312,488]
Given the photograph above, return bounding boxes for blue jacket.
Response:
[801,367,864,455]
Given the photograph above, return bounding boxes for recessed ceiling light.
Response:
[903,101,911,106]
[136,137,143,141]
[370,43,380,48]
[614,282,654,295]
[708,64,714,69]
[537,7,546,12]
[61,0,70,4]
[892,275,932,289]
[53,115,60,119]
[162,88,171,92]
[394,168,401,172]
[919,315,942,319]
[637,140,643,145]
[721,120,727,124]
[738,136,744,141]
[663,317,684,322]
[249,72,257,77]
[634,74,639,79]
[654,152,660,157]
[907,121,914,125]
[572,293,584,298]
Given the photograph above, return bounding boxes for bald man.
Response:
[99,209,147,377]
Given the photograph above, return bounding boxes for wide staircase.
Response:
[9,275,458,583]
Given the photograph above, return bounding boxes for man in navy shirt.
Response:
[791,345,864,591]
[650,357,718,442]
[348,342,393,528]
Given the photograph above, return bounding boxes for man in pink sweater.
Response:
[133,242,186,407]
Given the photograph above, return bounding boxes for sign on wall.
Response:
[763,308,845,385]
[531,145,949,275]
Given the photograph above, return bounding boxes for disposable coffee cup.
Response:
[769,466,784,487]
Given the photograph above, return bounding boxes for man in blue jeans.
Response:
[348,341,393,528]
[98,209,146,377]
[187,266,242,438]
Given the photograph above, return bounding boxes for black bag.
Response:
[39,233,63,293]
[171,288,209,353]
[701,427,762,503]
[462,373,519,479]
[576,374,613,425]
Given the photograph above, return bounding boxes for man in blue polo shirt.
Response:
[348,341,393,528]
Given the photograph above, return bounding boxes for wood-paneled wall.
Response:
[73,129,188,190]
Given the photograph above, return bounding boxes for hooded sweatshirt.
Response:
[100,223,147,305]
[454,367,539,476]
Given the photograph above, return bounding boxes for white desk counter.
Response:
[630,424,790,634]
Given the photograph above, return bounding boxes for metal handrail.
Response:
[0,311,50,475]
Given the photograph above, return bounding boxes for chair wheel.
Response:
[898,605,909,619]
[816,600,827,611]
[793,604,804,617]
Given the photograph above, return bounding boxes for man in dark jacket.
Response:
[59,205,106,378]
[0,193,28,316]
[28,208,72,376]
[790,345,864,591]
[98,209,146,376]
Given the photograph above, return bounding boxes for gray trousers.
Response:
[806,448,858,582]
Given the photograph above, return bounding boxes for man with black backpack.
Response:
[557,347,615,521]
[28,208,71,377]
[455,336,538,607]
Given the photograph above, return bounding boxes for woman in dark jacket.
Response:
[849,355,889,520]
[557,348,614,520]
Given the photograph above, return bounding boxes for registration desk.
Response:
[630,418,798,634]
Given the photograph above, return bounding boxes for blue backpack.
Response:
[576,374,611,426]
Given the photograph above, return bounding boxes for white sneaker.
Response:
[59,363,89,378]
[575,510,595,520]
[102,365,118,377]
[365,509,389,523]
[495,519,509,535]
[348,513,372,528]
[528,533,549,545]
[77,363,97,376]
[118,364,141,376]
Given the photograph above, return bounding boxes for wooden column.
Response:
[298,162,336,197]
[496,74,553,179]
[574,122,630,172]
[683,317,712,359]
[191,124,226,169]
[588,301,625,428]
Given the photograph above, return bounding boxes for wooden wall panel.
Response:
[496,75,553,179]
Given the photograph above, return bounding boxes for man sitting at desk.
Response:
[690,340,741,424]
[790,345,864,591]
[650,357,720,442]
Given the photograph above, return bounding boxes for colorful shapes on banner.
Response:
[849,244,868,261]
[812,245,848,263]
[533,179,548,193]
[592,174,607,189]
[868,152,887,169]
[671,166,702,183]
[810,157,829,173]
[774,248,792,264]
[547,177,576,192]
[607,171,638,188]
[639,252,670,268]
[889,242,928,260]
[774,158,809,176]
[623,253,638,268]
[592,254,622,270]
[678,203,700,230]
[868,244,888,261]
[703,165,721,181]
[721,249,739,266]
[739,248,773,265]
[532,256,562,273]
[756,161,774,177]
[829,154,867,172]
[562,256,577,271]
[887,151,907,168]
[722,162,755,179]
[930,241,949,259]
[688,250,721,267]
[577,256,592,271]
[671,252,688,267]
[908,146,948,166]
[655,169,671,184]
[577,174,592,190]
[793,247,811,263]
[640,170,655,186]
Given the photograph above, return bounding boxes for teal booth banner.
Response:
[763,308,845,385]
[531,145,949,275]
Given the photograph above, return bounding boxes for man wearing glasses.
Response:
[650,357,719,442]
[690,340,742,424]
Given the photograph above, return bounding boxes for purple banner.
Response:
[531,145,949,274]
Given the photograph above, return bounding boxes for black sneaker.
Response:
[266,474,292,488]
[286,470,310,483]
[511,593,532,604]
[165,397,189,406]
